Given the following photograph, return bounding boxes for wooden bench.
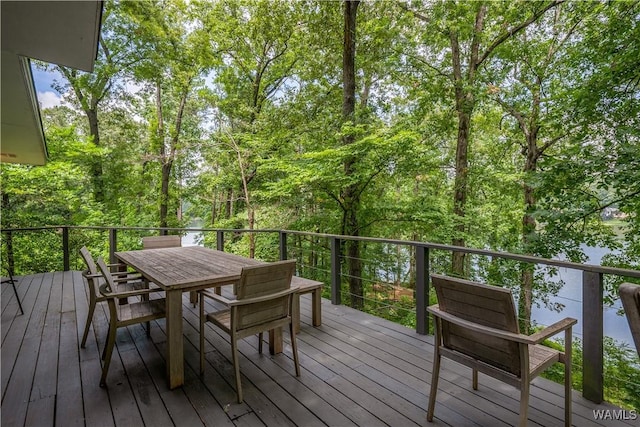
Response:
[291,276,323,333]
[142,235,182,249]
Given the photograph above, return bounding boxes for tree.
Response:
[537,0,640,294]
[404,0,562,275]
[483,2,596,332]
[341,0,363,308]
[197,0,306,256]
[123,0,211,230]
[44,1,137,203]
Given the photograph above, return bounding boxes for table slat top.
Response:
[115,246,262,290]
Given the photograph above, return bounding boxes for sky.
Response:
[32,66,64,109]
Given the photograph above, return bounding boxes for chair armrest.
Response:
[428,305,577,346]
[528,317,577,344]
[83,272,102,279]
[99,284,161,299]
[106,263,140,275]
[200,289,235,305]
[107,262,128,268]
[112,273,142,282]
[428,305,534,344]
[228,287,300,307]
[83,268,141,281]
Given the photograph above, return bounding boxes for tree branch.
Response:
[477,1,564,67]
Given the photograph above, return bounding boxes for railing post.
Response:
[582,270,603,403]
[415,245,429,335]
[62,226,70,271]
[279,231,287,260]
[216,230,224,251]
[6,230,15,275]
[109,228,118,265]
[331,236,341,305]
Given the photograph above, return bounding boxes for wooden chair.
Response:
[620,282,640,357]
[79,246,148,348]
[427,274,576,427]
[142,235,182,249]
[96,256,166,387]
[198,259,300,403]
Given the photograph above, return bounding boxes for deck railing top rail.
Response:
[2,225,639,279]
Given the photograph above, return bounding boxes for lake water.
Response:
[182,232,634,346]
[531,245,633,346]
[182,231,200,247]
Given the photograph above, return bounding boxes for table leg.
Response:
[268,327,283,354]
[166,289,184,389]
[189,291,198,306]
[311,289,322,327]
[293,293,301,334]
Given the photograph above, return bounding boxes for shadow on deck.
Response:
[1,271,635,427]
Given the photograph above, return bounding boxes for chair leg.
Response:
[2,272,24,315]
[102,324,111,360]
[9,275,24,315]
[100,321,117,387]
[81,298,96,348]
[289,322,300,377]
[258,332,263,354]
[292,293,301,334]
[427,351,441,422]
[232,338,243,403]
[472,368,478,390]
[519,381,530,427]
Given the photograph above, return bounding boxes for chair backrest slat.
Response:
[432,274,522,376]
[96,256,117,294]
[236,259,295,300]
[142,235,182,249]
[236,294,292,331]
[620,283,640,357]
[80,246,98,275]
[235,260,296,331]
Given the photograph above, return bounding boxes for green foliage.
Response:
[542,337,640,411]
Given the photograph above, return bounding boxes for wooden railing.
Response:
[2,225,640,404]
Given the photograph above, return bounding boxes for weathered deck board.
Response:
[1,271,636,427]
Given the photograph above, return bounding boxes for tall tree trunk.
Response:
[225,188,233,219]
[519,121,540,333]
[157,80,190,230]
[86,108,104,203]
[342,0,363,310]
[451,101,471,275]
[448,4,485,276]
[441,2,556,276]
[58,65,110,205]
[230,135,256,258]
[156,81,169,230]
[499,80,545,334]
[248,209,256,259]
[160,160,172,229]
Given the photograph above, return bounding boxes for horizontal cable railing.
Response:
[1,225,639,406]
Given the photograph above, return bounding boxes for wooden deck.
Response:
[2,271,635,427]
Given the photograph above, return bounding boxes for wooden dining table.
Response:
[115,246,274,389]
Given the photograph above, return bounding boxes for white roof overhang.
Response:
[1,1,103,165]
